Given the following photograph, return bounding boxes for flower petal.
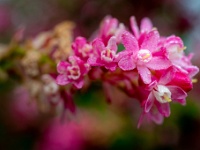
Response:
[167,85,187,105]
[105,62,117,71]
[122,31,139,51]
[149,108,164,124]
[146,57,171,70]
[68,55,81,64]
[56,74,69,85]
[79,63,90,75]
[155,101,171,117]
[130,16,140,38]
[186,65,199,78]
[115,50,132,62]
[144,92,155,113]
[159,67,175,85]
[137,66,151,84]
[57,61,70,74]
[140,30,160,52]
[137,111,145,128]
[73,79,84,89]
[118,55,136,70]
[87,57,103,66]
[168,70,193,92]
[72,36,87,50]
[99,16,118,37]
[107,36,117,52]
[140,17,153,33]
[92,38,105,55]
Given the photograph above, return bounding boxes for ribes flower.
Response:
[72,36,93,61]
[144,68,188,117]
[56,56,90,89]
[160,35,199,78]
[52,16,199,127]
[118,31,171,84]
[99,16,126,44]
[178,54,199,78]
[88,36,118,71]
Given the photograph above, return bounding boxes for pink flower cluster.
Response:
[56,16,199,127]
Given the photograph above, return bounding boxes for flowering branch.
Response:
[56,16,199,127]
[0,16,198,127]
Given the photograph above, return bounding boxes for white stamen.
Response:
[137,49,152,63]
[153,85,172,103]
[79,44,92,57]
[101,49,115,62]
[67,66,81,80]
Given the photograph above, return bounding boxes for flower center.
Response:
[137,49,152,63]
[101,49,115,62]
[80,44,92,57]
[67,65,81,80]
[153,85,172,103]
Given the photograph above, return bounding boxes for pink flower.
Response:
[87,36,118,71]
[72,36,93,61]
[118,31,171,84]
[166,68,193,92]
[160,35,199,78]
[56,56,90,89]
[99,16,125,44]
[144,68,188,117]
[178,54,199,78]
[162,36,184,57]
[53,16,199,128]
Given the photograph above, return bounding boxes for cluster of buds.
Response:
[56,16,199,127]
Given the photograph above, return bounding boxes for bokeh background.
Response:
[0,0,200,149]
